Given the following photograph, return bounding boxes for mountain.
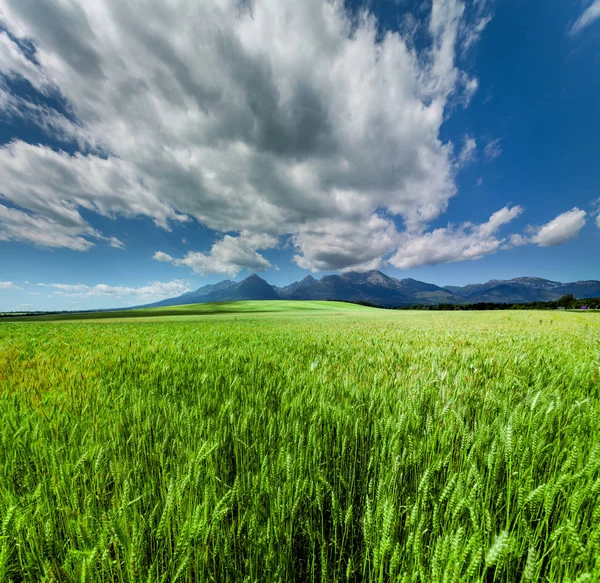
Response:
[446,277,600,303]
[146,274,278,307]
[274,275,318,296]
[217,274,280,301]
[279,271,460,306]
[149,279,236,307]
[142,272,600,309]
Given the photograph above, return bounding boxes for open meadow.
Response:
[1,303,599,582]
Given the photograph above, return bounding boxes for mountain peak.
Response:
[142,271,600,309]
[243,274,267,283]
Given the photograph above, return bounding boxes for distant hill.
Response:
[148,274,278,307]
[143,271,600,308]
[446,277,600,303]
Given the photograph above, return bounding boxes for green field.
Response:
[1,304,599,582]
[1,300,373,322]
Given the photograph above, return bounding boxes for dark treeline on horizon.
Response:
[349,295,600,311]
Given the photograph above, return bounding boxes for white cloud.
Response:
[529,208,587,247]
[0,31,47,90]
[462,14,492,51]
[0,0,494,272]
[0,202,123,250]
[509,233,528,247]
[0,141,185,233]
[389,205,523,269]
[457,135,477,167]
[592,197,600,229]
[0,281,23,290]
[154,233,277,277]
[570,0,600,35]
[293,214,398,272]
[484,137,502,160]
[39,280,190,300]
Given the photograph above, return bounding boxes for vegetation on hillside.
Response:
[0,300,374,322]
[350,295,600,311]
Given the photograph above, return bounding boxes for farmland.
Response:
[1,304,599,582]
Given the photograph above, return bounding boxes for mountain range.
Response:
[144,272,600,308]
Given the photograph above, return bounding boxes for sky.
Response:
[0,0,599,311]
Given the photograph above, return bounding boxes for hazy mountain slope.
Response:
[142,272,600,308]
[447,277,600,303]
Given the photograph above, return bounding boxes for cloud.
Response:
[0,281,23,290]
[293,214,398,272]
[0,0,494,272]
[570,0,600,35]
[592,197,600,229]
[462,14,492,51]
[154,233,277,277]
[38,280,190,300]
[0,202,123,250]
[484,137,502,160]
[389,205,523,269]
[529,208,587,247]
[0,141,186,232]
[457,135,477,167]
[460,0,493,52]
[0,31,47,90]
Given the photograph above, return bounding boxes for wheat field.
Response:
[1,306,599,582]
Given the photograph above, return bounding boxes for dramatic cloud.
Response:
[0,281,22,290]
[529,208,587,247]
[39,280,190,300]
[154,233,277,277]
[0,0,493,272]
[389,205,523,269]
[570,0,600,35]
[293,214,398,272]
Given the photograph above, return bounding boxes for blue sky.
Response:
[0,0,599,311]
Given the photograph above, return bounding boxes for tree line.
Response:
[347,295,600,311]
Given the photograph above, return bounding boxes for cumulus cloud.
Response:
[293,214,398,272]
[0,0,497,272]
[529,208,587,247]
[154,233,277,277]
[570,0,600,35]
[389,205,523,269]
[0,281,23,290]
[38,280,190,300]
